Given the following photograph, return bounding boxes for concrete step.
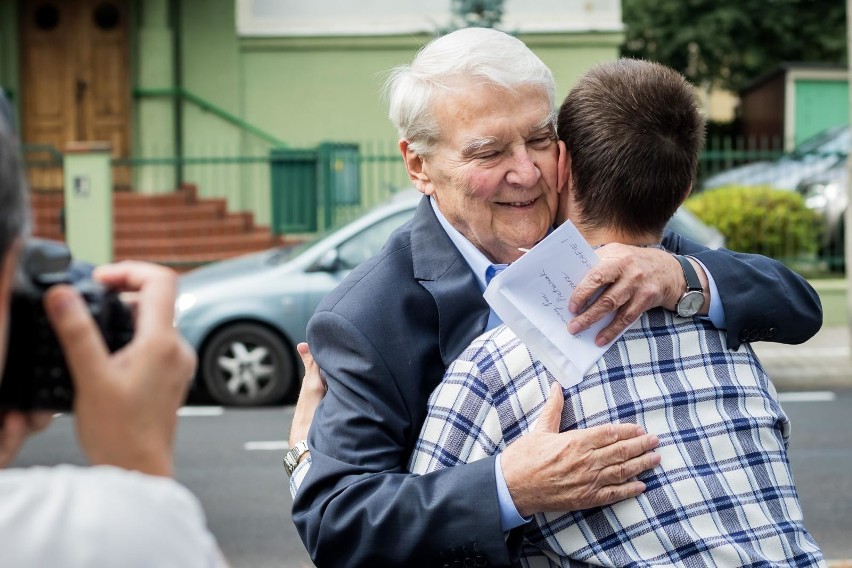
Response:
[114,214,254,238]
[115,230,279,257]
[28,184,288,267]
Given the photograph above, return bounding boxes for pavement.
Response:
[748,278,851,392]
[752,325,852,391]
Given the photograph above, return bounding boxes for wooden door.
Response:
[20,0,130,191]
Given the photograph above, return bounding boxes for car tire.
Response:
[200,323,294,406]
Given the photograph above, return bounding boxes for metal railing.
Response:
[20,132,846,273]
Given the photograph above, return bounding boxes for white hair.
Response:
[385,28,556,157]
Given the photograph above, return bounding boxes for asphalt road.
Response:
[12,389,852,567]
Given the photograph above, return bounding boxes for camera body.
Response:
[0,239,133,411]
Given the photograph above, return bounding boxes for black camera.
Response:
[0,239,134,411]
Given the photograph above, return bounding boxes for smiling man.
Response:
[290,28,822,567]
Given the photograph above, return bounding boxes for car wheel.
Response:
[200,323,293,406]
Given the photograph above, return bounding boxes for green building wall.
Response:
[4,0,622,228]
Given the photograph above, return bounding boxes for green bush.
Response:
[684,186,822,259]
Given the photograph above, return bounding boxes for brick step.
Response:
[115,201,228,223]
[32,203,229,224]
[29,184,283,267]
[114,214,254,238]
[115,231,278,256]
[114,192,195,207]
[32,216,258,240]
[31,186,199,209]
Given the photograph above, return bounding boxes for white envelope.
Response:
[484,221,630,389]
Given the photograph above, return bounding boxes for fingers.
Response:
[534,382,564,433]
[568,247,673,344]
[44,285,111,388]
[297,342,326,391]
[592,298,651,346]
[590,480,648,508]
[0,411,54,468]
[578,422,647,447]
[93,261,178,335]
[27,411,53,433]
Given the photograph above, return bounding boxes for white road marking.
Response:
[178,406,225,417]
[777,391,837,402]
[245,441,290,451]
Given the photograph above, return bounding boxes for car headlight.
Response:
[801,182,838,212]
[175,292,197,315]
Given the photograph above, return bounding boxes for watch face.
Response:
[677,290,704,317]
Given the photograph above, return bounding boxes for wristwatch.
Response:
[673,255,705,317]
[283,440,310,477]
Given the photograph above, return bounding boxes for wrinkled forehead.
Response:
[432,82,554,144]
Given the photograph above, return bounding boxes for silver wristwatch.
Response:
[673,255,705,317]
[283,440,310,477]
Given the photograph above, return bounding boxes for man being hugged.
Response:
[410,59,825,567]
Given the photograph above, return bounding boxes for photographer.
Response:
[0,92,227,567]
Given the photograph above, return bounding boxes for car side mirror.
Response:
[310,248,341,273]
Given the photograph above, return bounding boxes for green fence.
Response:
[21,134,847,274]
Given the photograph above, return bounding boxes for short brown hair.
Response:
[557,59,705,237]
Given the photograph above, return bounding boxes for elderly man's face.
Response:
[409,83,560,264]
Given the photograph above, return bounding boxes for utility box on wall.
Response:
[270,148,318,234]
[269,143,361,234]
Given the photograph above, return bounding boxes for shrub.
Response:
[684,185,822,259]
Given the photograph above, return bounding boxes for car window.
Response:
[336,209,416,269]
[794,126,849,156]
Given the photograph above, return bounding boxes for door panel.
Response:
[20,0,130,191]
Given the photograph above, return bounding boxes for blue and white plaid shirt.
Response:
[410,308,825,567]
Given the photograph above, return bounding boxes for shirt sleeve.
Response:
[289,454,311,499]
[690,255,727,329]
[0,465,225,568]
[494,454,530,531]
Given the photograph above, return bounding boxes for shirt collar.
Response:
[429,197,492,292]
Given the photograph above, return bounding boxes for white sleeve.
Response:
[0,465,226,568]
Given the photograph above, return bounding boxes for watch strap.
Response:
[283,440,310,477]
[674,255,702,292]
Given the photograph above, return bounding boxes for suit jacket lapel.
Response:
[410,197,490,367]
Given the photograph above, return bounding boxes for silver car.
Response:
[797,162,848,271]
[702,125,849,191]
[176,193,724,406]
[175,192,421,406]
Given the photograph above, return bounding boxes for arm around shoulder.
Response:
[294,310,512,567]
[664,231,822,348]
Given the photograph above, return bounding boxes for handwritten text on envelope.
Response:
[483,221,632,389]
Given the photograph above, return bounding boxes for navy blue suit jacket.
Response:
[294,196,821,567]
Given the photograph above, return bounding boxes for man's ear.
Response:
[556,144,573,226]
[399,140,433,196]
[556,140,570,194]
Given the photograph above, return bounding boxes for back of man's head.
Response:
[385,27,555,157]
[558,59,705,238]
[0,91,30,264]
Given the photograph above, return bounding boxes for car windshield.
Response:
[266,237,321,266]
[792,126,850,157]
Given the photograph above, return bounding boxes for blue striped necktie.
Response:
[485,263,509,330]
[485,263,509,286]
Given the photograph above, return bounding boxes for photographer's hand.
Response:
[0,410,52,468]
[44,261,196,477]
